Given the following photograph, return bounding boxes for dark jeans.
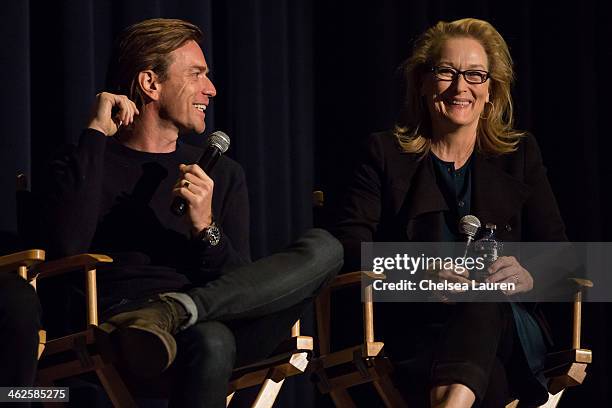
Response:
[170,302,310,407]
[187,228,343,323]
[109,228,343,408]
[0,272,42,388]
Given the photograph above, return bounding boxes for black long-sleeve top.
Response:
[41,129,251,307]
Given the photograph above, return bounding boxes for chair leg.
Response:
[373,376,408,408]
[537,390,565,408]
[330,389,357,408]
[38,329,46,359]
[252,374,285,408]
[95,365,138,408]
[226,391,235,407]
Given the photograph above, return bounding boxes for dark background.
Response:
[1,0,610,406]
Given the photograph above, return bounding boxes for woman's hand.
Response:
[487,256,534,295]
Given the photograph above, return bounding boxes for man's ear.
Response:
[137,70,161,101]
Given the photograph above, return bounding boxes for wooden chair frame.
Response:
[226,320,314,407]
[506,278,593,408]
[3,249,314,408]
[0,249,138,407]
[312,272,407,408]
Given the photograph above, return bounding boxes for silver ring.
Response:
[182,180,190,189]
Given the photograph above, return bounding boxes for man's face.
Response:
[157,40,216,134]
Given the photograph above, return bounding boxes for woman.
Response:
[335,18,566,407]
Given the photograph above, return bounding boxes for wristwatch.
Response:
[198,222,221,247]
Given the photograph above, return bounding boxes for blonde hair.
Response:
[106,18,203,109]
[394,18,524,155]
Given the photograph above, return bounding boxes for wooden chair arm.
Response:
[569,278,593,289]
[329,271,361,289]
[0,249,45,274]
[329,271,385,290]
[32,253,112,327]
[32,254,112,281]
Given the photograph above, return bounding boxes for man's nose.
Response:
[203,77,217,98]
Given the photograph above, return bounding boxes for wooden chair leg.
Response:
[373,376,408,408]
[95,365,138,408]
[330,389,357,408]
[226,391,235,407]
[505,400,519,408]
[251,370,285,408]
[538,390,565,408]
[38,329,46,359]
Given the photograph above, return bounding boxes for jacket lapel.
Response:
[393,154,448,241]
[393,151,530,241]
[472,153,530,231]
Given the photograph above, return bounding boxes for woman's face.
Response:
[422,37,490,135]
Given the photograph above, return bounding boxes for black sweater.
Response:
[41,129,250,306]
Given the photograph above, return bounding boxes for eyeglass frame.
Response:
[429,66,490,84]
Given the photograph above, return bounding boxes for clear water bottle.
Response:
[472,223,502,282]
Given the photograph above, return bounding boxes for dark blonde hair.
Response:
[106,18,203,109]
[394,18,524,155]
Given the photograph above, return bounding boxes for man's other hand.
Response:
[88,92,139,136]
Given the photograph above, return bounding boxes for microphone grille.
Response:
[207,131,230,153]
[459,215,481,237]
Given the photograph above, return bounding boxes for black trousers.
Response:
[0,272,42,387]
[386,302,535,408]
[430,302,516,407]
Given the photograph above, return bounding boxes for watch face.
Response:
[206,225,221,246]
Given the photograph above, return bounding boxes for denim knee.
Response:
[303,228,343,277]
[177,321,236,374]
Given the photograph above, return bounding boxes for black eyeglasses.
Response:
[430,66,490,84]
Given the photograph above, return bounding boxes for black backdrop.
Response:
[0,0,610,406]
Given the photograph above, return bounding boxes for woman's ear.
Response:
[137,70,161,101]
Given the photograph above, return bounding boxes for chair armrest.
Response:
[32,254,112,280]
[0,249,45,274]
[329,271,361,289]
[329,271,385,290]
[569,278,593,289]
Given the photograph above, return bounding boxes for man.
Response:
[41,18,341,407]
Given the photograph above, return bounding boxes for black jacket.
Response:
[335,131,567,272]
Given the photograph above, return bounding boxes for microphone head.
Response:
[207,131,230,153]
[459,215,481,238]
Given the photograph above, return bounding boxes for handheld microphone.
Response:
[459,215,481,258]
[171,131,231,216]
